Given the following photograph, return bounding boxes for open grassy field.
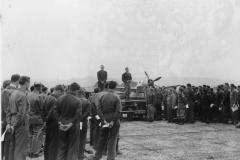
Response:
[28,120,240,160]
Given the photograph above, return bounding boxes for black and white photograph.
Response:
[1,0,240,160]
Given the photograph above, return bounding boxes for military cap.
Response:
[34,82,42,87]
[55,85,64,92]
[69,82,80,91]
[203,85,206,87]
[3,80,11,89]
[19,76,30,85]
[11,74,20,82]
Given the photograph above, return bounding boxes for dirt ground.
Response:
[28,120,240,160]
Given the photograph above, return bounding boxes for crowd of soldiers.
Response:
[1,73,122,160]
[145,83,240,127]
[1,66,240,160]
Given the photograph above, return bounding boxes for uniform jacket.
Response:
[6,88,29,129]
[42,94,58,125]
[223,90,230,105]
[122,72,132,84]
[1,85,17,125]
[97,90,122,124]
[186,89,195,103]
[147,93,156,106]
[97,70,107,83]
[54,91,82,125]
[230,89,238,107]
[79,97,91,127]
[202,93,210,105]
[27,92,44,124]
[154,90,163,104]
[176,93,188,109]
[215,90,224,106]
[167,93,176,109]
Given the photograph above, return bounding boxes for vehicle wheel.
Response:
[127,113,134,121]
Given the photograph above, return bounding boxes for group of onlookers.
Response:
[1,74,122,160]
[146,83,240,127]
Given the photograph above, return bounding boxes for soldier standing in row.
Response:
[77,88,91,160]
[97,65,107,91]
[230,84,238,125]
[43,85,64,160]
[1,74,20,160]
[92,81,122,160]
[27,82,44,157]
[186,84,195,123]
[222,83,231,124]
[122,67,132,100]
[7,76,31,160]
[53,82,82,160]
[176,87,188,125]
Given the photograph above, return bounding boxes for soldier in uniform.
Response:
[97,65,107,91]
[154,87,163,120]
[186,84,195,123]
[166,88,176,123]
[1,74,20,160]
[53,82,82,160]
[43,85,64,160]
[6,76,30,160]
[146,88,156,122]
[93,83,109,150]
[92,81,122,160]
[176,87,188,125]
[122,67,132,100]
[202,89,210,124]
[215,86,224,123]
[89,88,100,147]
[230,84,238,125]
[27,82,44,157]
[77,88,91,160]
[222,83,231,124]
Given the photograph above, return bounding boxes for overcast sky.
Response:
[1,0,240,83]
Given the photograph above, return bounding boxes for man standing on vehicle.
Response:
[97,65,107,91]
[122,67,132,100]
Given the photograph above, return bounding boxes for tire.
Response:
[127,113,134,121]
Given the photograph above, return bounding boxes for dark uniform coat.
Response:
[7,88,29,160]
[97,70,107,90]
[43,94,59,160]
[53,91,82,160]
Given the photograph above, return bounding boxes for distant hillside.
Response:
[36,76,240,89]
